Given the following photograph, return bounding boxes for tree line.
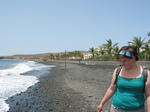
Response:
[49,31,150,61]
[49,51,84,60]
[89,32,150,61]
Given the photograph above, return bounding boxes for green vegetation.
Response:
[5,32,149,61]
[88,32,150,61]
[48,51,84,61]
[48,32,149,61]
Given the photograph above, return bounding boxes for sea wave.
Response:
[0,60,54,112]
[0,63,32,77]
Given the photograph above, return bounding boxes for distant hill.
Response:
[3,51,90,60]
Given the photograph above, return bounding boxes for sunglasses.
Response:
[119,50,134,57]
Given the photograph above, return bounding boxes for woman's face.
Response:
[119,58,130,66]
[119,56,134,66]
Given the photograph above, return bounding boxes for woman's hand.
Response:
[97,104,103,112]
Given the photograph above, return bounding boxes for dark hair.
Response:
[118,46,139,61]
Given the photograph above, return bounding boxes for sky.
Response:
[0,0,150,56]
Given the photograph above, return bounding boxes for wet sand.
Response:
[6,61,150,112]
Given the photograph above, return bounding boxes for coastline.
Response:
[6,61,150,112]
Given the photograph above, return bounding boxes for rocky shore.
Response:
[6,61,150,112]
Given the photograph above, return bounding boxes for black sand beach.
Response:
[6,61,150,112]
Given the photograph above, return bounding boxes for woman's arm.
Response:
[97,68,117,112]
[145,70,150,112]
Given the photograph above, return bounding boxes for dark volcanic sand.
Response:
[6,61,150,112]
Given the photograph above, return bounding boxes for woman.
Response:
[97,46,150,112]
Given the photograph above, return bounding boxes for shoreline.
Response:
[6,61,150,112]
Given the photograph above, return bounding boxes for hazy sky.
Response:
[0,0,150,56]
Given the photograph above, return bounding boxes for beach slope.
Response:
[6,61,149,112]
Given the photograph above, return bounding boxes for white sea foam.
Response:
[0,63,32,76]
[0,60,54,112]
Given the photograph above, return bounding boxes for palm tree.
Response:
[103,39,118,57]
[113,46,119,58]
[55,54,60,60]
[142,44,150,60]
[128,37,146,53]
[75,51,83,58]
[147,32,150,49]
[89,47,95,58]
[66,51,83,60]
[142,38,150,60]
[67,52,73,60]
[71,51,83,59]
[49,54,55,60]
[96,46,106,57]
[148,32,150,37]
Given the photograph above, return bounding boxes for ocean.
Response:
[0,59,54,112]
